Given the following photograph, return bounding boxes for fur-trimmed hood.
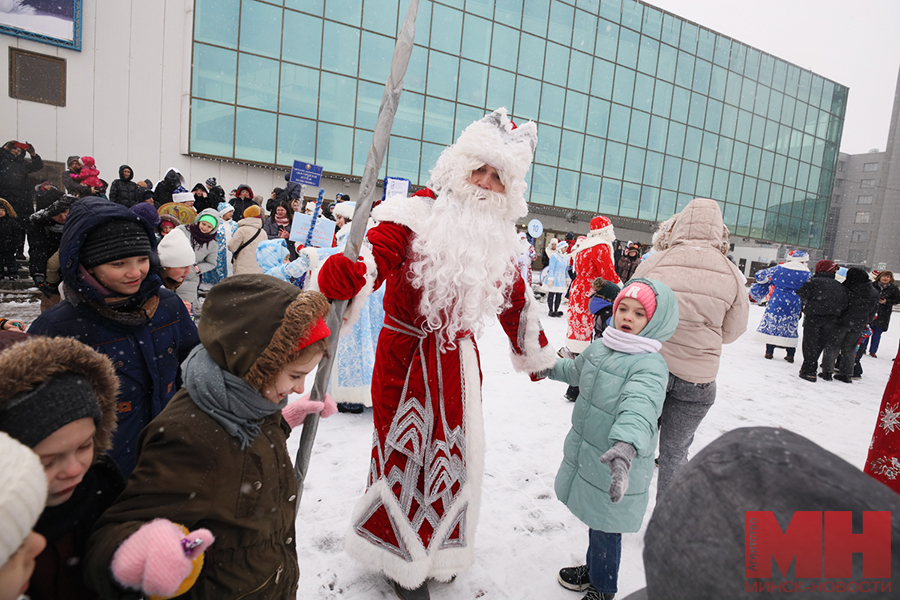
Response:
[0,336,119,460]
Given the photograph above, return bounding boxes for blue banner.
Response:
[291,160,323,187]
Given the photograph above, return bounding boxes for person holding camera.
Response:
[0,140,43,259]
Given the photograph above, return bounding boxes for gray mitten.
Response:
[598,441,636,503]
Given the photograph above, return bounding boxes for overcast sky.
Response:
[647,0,900,155]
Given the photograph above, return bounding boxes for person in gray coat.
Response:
[175,209,219,316]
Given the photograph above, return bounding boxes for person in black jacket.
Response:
[108,165,145,207]
[820,268,879,383]
[33,180,63,211]
[229,183,256,219]
[27,195,75,311]
[62,155,95,198]
[796,259,847,382]
[865,271,900,358]
[153,167,186,206]
[0,140,43,257]
[204,176,225,208]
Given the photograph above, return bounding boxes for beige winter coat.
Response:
[227,217,264,275]
[633,198,749,384]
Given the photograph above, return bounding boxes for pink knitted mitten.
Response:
[282,392,337,428]
[111,519,214,597]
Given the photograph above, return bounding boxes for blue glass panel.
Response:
[286,0,321,14]
[754,85,770,119]
[279,63,318,119]
[729,43,746,74]
[530,164,557,205]
[656,43,676,82]
[679,160,697,194]
[419,142,443,184]
[604,141,626,179]
[535,125,561,165]
[458,59,488,106]
[608,104,630,144]
[711,168,728,200]
[196,0,239,49]
[599,179,621,214]
[454,105,483,138]
[633,72,654,113]
[564,90,589,131]
[413,1,430,46]
[487,68,516,112]
[800,132,814,164]
[722,203,738,230]
[758,54,774,87]
[696,29,715,62]
[237,54,279,111]
[620,182,640,218]
[713,36,730,67]
[461,14,491,63]
[283,11,321,68]
[660,14,679,47]
[708,65,727,101]
[754,181,769,210]
[578,174,601,213]
[317,72,356,126]
[569,51,592,94]
[392,92,424,139]
[688,93,706,129]
[193,44,236,104]
[657,189,677,219]
[235,107,276,163]
[699,131,717,165]
[276,115,315,166]
[744,48,760,81]
[785,65,800,98]
[240,0,282,59]
[679,21,698,54]
[695,164,713,197]
[638,36,658,76]
[731,141,748,172]
[522,0,550,35]
[431,4,463,55]
[628,110,650,147]
[514,77,541,121]
[621,0,643,31]
[519,34,545,79]
[624,146,645,183]
[715,137,733,170]
[544,43,570,87]
[705,98,722,134]
[759,150,774,180]
[761,119,778,151]
[191,99,234,157]
[359,32,393,85]
[736,109,752,141]
[772,60,787,92]
[322,21,360,76]
[613,67,635,106]
[724,71,742,106]
[599,0,622,23]
[496,0,523,25]
[746,146,761,177]
[386,136,420,182]
[577,0,600,14]
[675,51,694,89]
[403,46,427,93]
[490,26,519,72]
[661,155,681,190]
[325,0,361,26]
[551,169,575,209]
[740,177,757,207]
[639,186,659,221]
[772,154,786,183]
[683,127,702,163]
[721,104,738,138]
[692,58,711,95]
[796,162,810,191]
[643,150,663,186]
[591,59,614,99]
[596,20,619,62]
[784,158,799,187]
[559,130,584,171]
[316,122,353,173]
[768,89,783,123]
[423,97,456,145]
[618,27,639,70]
[573,9,598,54]
[670,87,690,123]
[647,116,667,153]
[352,131,373,179]
[541,84,566,126]
[665,121,685,156]
[641,5,662,38]
[427,52,459,100]
[548,1,574,45]
[586,98,610,138]
[781,96,795,126]
[355,80,381,130]
[363,0,397,36]
[582,136,605,175]
[651,80,672,117]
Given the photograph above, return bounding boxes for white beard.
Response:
[409,182,522,350]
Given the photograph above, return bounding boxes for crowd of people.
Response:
[0,110,898,600]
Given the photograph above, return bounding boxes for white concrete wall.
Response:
[0,0,353,206]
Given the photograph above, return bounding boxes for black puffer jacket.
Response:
[153,168,185,206]
[0,146,43,214]
[872,281,900,331]
[230,184,256,219]
[26,195,74,277]
[108,165,146,208]
[797,272,848,319]
[840,271,880,331]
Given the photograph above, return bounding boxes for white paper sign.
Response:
[385,178,410,200]
[289,213,336,248]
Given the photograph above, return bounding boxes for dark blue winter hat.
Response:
[131,202,161,228]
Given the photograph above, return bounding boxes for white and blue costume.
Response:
[751,250,811,347]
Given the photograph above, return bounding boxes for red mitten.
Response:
[318,254,367,300]
[282,392,337,428]
[111,519,214,598]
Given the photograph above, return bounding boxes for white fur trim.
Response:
[508,285,559,373]
[754,331,800,348]
[565,337,592,354]
[371,195,434,235]
[573,235,614,254]
[344,338,484,587]
[326,373,374,406]
[782,261,810,272]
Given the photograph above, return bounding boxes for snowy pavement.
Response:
[290,301,895,599]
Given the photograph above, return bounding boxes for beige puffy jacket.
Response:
[633,198,749,384]
[227,217,264,275]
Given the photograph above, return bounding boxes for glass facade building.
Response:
[189,0,847,247]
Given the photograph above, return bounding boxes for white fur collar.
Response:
[371,196,434,235]
[782,261,810,272]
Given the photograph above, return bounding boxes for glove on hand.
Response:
[599,441,637,503]
[282,392,337,428]
[317,254,367,300]
[530,368,553,382]
[32,274,58,299]
[111,519,214,599]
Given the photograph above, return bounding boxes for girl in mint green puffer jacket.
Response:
[549,278,678,600]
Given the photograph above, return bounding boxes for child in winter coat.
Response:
[73,156,103,189]
[201,201,237,285]
[157,228,198,315]
[0,198,20,280]
[176,209,220,315]
[548,278,678,600]
[0,334,124,600]
[589,277,621,339]
[85,275,337,599]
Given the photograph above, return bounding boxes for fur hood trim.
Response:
[0,336,119,459]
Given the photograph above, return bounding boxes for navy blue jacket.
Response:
[29,198,199,477]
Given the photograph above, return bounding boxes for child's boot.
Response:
[558,565,591,591]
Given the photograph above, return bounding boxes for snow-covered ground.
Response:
[291,301,895,599]
[1,295,891,598]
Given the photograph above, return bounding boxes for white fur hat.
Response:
[173,191,195,204]
[0,431,47,566]
[333,201,356,221]
[157,228,196,268]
